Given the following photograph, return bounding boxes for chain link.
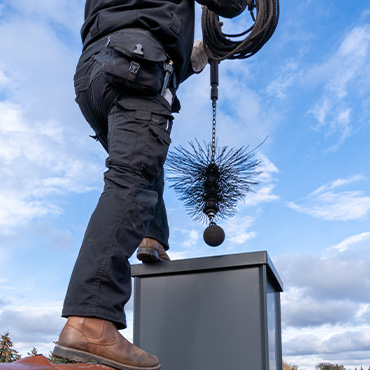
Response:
[211,100,217,163]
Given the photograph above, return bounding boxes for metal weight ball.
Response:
[203,223,225,247]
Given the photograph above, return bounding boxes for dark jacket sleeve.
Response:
[196,0,247,18]
[181,63,197,83]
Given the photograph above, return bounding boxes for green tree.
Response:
[283,360,302,370]
[0,331,21,363]
[315,363,345,370]
[27,347,38,356]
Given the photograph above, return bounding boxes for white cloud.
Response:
[2,0,83,37]
[321,175,365,191]
[258,153,279,180]
[165,250,193,261]
[0,69,10,87]
[0,195,62,228]
[282,288,357,327]
[0,296,10,307]
[266,60,301,99]
[0,299,136,357]
[166,226,205,260]
[276,253,370,302]
[283,325,370,369]
[243,184,279,207]
[306,24,370,151]
[175,56,281,154]
[361,8,370,22]
[288,175,370,221]
[222,215,256,245]
[0,100,102,229]
[273,232,370,369]
[1,2,369,369]
[237,153,280,207]
[327,232,370,253]
[182,229,200,248]
[0,7,105,231]
[0,301,64,356]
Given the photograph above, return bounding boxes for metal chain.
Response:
[211,100,217,163]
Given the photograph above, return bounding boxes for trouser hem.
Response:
[144,233,169,250]
[61,310,127,330]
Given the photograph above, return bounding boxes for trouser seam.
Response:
[94,189,137,312]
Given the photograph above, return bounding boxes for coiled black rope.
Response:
[202,0,279,61]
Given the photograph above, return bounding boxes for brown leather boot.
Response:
[52,317,160,370]
[136,238,170,263]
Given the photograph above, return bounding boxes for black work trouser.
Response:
[62,50,173,329]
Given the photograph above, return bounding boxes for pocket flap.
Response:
[150,123,171,146]
[115,96,173,117]
[107,28,168,63]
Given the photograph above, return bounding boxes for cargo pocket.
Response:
[109,128,138,166]
[110,98,173,179]
[74,56,97,95]
[94,28,168,95]
[74,56,100,108]
[141,115,172,180]
[107,106,139,168]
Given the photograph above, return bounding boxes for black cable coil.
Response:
[202,0,279,61]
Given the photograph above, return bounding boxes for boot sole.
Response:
[136,248,160,263]
[52,345,161,370]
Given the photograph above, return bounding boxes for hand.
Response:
[191,40,209,73]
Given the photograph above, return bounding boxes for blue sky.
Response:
[0,1,370,369]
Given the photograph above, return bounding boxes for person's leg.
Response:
[53,317,160,370]
[63,96,173,326]
[145,168,169,249]
[56,56,172,369]
[136,168,171,262]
